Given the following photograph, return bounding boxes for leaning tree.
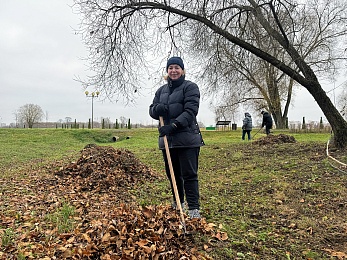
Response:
[191,0,346,129]
[72,0,347,148]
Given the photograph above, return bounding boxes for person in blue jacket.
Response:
[149,56,204,219]
[242,112,253,140]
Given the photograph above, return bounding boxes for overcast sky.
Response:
[0,1,344,127]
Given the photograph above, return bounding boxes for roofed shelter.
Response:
[216,120,231,131]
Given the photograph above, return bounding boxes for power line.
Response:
[326,79,347,94]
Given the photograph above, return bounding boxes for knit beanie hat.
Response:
[166,57,184,71]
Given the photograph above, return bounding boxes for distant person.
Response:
[242,112,252,140]
[149,56,205,219]
[261,111,273,135]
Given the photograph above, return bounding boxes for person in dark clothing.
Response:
[149,56,205,219]
[261,111,273,135]
[242,112,253,140]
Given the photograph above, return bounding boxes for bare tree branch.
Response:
[72,0,347,147]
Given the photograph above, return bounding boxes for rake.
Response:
[159,116,186,234]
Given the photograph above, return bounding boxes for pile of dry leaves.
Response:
[0,144,227,259]
[55,144,158,195]
[253,134,296,145]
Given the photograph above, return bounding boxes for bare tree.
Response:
[213,91,242,123]
[73,0,347,147]
[45,111,49,127]
[101,117,112,128]
[119,116,128,127]
[13,110,19,127]
[17,104,44,128]
[190,0,346,128]
[199,34,295,128]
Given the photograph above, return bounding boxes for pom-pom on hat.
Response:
[166,56,184,71]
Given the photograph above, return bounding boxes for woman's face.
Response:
[167,64,184,80]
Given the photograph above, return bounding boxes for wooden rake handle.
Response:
[159,116,186,231]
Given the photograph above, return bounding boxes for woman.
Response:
[242,112,253,140]
[149,56,204,219]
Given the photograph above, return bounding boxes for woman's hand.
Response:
[159,123,177,136]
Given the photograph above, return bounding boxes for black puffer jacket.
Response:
[262,112,273,128]
[149,78,205,149]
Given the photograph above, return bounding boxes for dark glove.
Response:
[159,123,177,136]
[242,126,245,130]
[156,103,168,116]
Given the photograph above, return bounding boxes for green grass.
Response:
[1,127,342,259]
[45,202,76,233]
[0,128,158,167]
[1,228,15,247]
[0,128,331,167]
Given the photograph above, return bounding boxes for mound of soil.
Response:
[253,134,296,145]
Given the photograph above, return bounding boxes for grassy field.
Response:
[1,127,346,259]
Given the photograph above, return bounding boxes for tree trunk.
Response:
[284,45,347,148]
[266,69,290,129]
[273,113,286,129]
[305,81,347,148]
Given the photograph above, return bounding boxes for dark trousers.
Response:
[242,130,252,140]
[162,147,200,210]
[265,125,272,135]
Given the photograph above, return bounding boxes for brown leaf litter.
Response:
[253,134,296,145]
[0,144,226,259]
